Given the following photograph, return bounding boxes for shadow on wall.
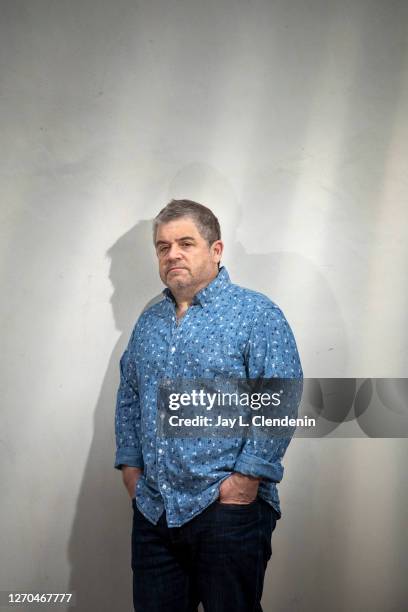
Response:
[67,166,347,611]
[67,219,162,612]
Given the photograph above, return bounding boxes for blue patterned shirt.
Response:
[114,266,302,527]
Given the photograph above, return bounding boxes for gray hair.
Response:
[153,199,221,246]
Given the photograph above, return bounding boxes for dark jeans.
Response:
[131,496,279,612]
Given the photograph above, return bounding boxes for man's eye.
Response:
[181,242,192,247]
[158,246,169,254]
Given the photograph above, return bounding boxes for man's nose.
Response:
[166,243,183,260]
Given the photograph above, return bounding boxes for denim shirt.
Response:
[114,266,302,527]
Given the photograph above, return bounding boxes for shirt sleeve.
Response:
[114,326,144,470]
[233,304,303,482]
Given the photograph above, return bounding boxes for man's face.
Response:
[155,217,223,295]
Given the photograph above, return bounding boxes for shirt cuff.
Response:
[234,452,284,483]
[114,447,144,471]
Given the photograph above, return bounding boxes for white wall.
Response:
[1,1,407,610]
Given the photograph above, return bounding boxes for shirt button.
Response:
[171,346,176,353]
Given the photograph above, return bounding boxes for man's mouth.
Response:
[167,267,187,273]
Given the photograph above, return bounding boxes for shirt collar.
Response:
[162,266,231,307]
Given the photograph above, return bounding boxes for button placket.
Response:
[157,304,196,521]
[157,307,190,511]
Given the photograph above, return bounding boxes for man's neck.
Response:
[175,301,190,321]
[171,269,219,315]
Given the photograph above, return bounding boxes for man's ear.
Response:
[211,240,224,263]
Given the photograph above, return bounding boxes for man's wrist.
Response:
[122,465,143,470]
[122,465,143,478]
[233,471,262,483]
[122,465,143,474]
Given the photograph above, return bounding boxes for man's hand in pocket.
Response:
[122,466,143,499]
[219,472,261,504]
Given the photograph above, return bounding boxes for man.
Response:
[114,199,302,612]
